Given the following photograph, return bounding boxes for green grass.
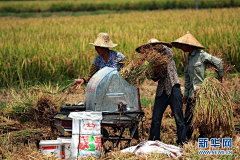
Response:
[140,96,154,106]
[0,102,7,109]
[0,0,239,13]
[0,10,131,18]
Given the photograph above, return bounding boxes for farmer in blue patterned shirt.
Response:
[75,33,125,89]
[171,32,224,139]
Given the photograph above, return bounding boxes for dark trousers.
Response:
[184,98,195,139]
[149,84,186,144]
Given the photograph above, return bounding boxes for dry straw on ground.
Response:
[0,77,239,159]
[193,77,234,138]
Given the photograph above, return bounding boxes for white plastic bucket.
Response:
[39,140,61,157]
[57,137,72,159]
[68,112,102,120]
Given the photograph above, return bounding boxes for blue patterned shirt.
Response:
[93,50,125,71]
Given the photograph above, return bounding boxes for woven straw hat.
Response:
[135,38,172,53]
[89,33,117,48]
[171,32,205,49]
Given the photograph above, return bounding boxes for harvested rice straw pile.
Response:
[34,95,60,126]
[193,77,234,137]
[120,44,170,87]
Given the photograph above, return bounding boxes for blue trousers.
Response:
[149,84,186,144]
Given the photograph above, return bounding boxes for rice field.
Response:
[0,0,239,13]
[0,5,239,159]
[0,8,239,86]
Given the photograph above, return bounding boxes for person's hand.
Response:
[218,76,223,83]
[183,96,188,104]
[74,79,85,89]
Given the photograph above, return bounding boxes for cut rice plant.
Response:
[6,86,63,125]
[140,44,170,72]
[34,95,61,126]
[120,60,150,87]
[41,81,61,95]
[193,77,234,138]
[120,44,170,87]
[41,81,75,95]
[6,88,39,122]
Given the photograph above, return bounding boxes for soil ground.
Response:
[0,76,239,159]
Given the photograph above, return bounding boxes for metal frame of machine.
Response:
[54,67,145,151]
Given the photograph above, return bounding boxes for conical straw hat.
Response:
[171,32,205,49]
[135,38,172,53]
[89,33,117,48]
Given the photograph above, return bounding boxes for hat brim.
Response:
[89,43,117,48]
[171,42,205,50]
[135,42,172,53]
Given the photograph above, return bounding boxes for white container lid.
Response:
[61,139,72,144]
[39,140,62,145]
[68,111,102,120]
[57,138,72,144]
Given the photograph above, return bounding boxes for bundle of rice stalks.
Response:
[6,87,63,126]
[34,96,60,126]
[193,77,234,137]
[120,44,170,87]
[120,60,150,87]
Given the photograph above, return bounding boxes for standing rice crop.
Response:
[0,8,239,86]
[193,77,234,137]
